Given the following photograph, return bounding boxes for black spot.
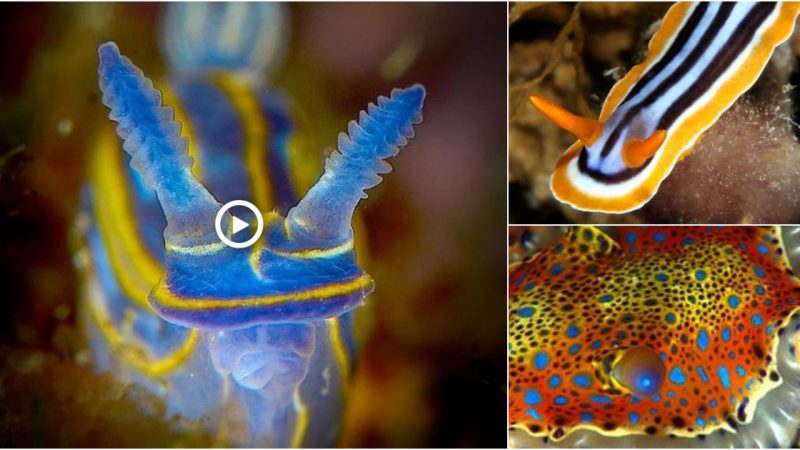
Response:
[672,417,686,427]
[603,422,616,431]
[554,417,566,426]
[645,426,658,435]
[752,344,765,359]
[530,424,542,433]
[553,428,564,440]
[769,371,780,382]
[726,416,738,430]
[737,402,748,422]
[698,434,707,441]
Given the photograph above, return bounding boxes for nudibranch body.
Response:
[509,226,800,447]
[530,2,800,213]
[73,4,425,447]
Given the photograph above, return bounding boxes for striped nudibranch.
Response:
[529,2,800,214]
[72,4,425,447]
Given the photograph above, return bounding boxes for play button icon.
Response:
[231,215,249,235]
[215,200,264,249]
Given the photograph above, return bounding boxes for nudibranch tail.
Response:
[160,3,288,79]
[537,2,800,214]
[285,84,426,245]
[98,41,221,248]
[529,95,600,145]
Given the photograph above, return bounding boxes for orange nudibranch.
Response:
[530,2,800,214]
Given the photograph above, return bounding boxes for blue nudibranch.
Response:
[75,4,424,446]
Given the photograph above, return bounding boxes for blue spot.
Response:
[525,389,541,405]
[627,232,637,253]
[655,273,668,282]
[669,367,687,385]
[681,237,696,246]
[728,295,741,309]
[526,408,542,420]
[591,340,602,349]
[629,396,641,404]
[534,352,549,370]
[752,314,763,327]
[695,270,707,281]
[554,395,568,405]
[667,390,675,398]
[629,412,640,425]
[581,412,593,423]
[599,294,613,303]
[679,398,688,407]
[517,307,534,317]
[722,327,731,342]
[590,394,611,404]
[755,285,765,295]
[637,376,655,393]
[697,367,709,384]
[746,378,755,390]
[550,264,564,276]
[763,233,772,241]
[548,375,562,389]
[616,331,627,339]
[754,266,766,278]
[766,324,775,335]
[757,244,769,255]
[710,417,718,425]
[523,282,536,290]
[665,312,676,324]
[573,374,591,389]
[652,393,661,402]
[710,399,718,408]
[718,366,732,390]
[696,417,707,428]
[728,351,735,360]
[736,365,745,377]
[697,329,709,351]
[652,232,667,242]
[569,343,581,355]
[660,352,667,362]
[566,324,580,338]
[587,264,598,274]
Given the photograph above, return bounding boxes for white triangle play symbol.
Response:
[231,215,249,235]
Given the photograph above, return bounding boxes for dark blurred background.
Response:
[0,2,506,447]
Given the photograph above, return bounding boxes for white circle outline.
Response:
[214,200,264,249]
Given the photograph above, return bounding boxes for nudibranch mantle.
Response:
[509,226,800,442]
[97,41,425,330]
[530,2,800,213]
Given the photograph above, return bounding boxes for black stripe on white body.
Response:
[569,2,779,193]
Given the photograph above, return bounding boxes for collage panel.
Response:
[508,225,800,447]
[509,2,800,224]
[0,2,507,448]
